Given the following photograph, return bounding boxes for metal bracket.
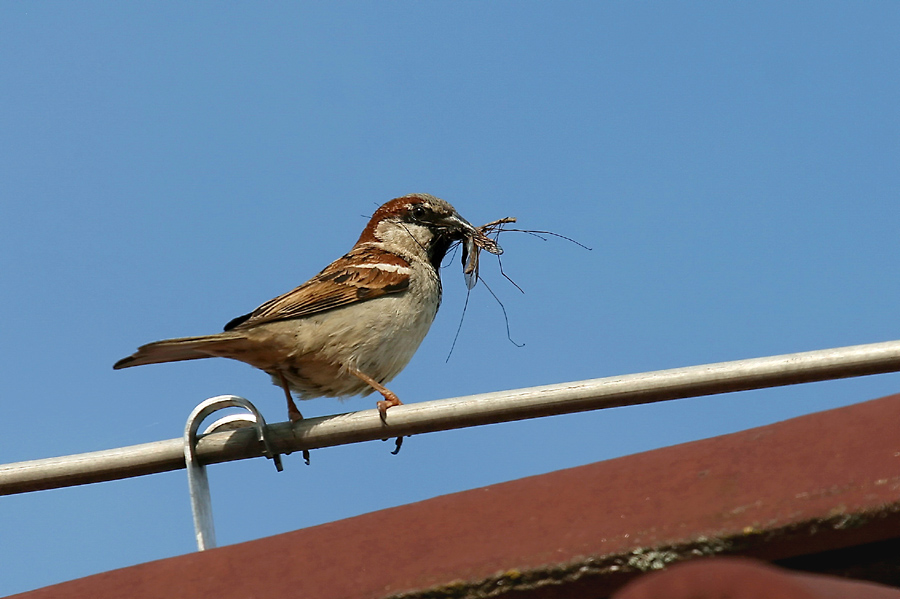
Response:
[183,395,283,551]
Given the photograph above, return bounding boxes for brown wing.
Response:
[225,246,411,330]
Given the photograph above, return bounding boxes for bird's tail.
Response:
[113,332,245,370]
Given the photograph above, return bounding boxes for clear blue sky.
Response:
[2,2,899,595]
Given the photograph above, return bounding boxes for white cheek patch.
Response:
[377,221,434,252]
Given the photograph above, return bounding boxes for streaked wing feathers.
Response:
[226,246,411,330]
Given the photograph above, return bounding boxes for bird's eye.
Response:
[410,204,427,220]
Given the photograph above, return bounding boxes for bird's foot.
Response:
[347,367,403,423]
[288,404,304,423]
[278,371,304,422]
[377,395,403,423]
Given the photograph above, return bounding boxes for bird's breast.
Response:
[256,263,441,399]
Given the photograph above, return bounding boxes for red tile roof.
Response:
[13,393,900,598]
[613,557,900,599]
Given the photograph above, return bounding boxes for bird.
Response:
[114,193,498,422]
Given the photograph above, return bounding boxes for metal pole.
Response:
[3,339,900,496]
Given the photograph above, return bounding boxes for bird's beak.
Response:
[444,213,503,255]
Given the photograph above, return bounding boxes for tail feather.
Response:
[113,333,244,370]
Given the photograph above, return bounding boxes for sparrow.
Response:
[114,193,500,422]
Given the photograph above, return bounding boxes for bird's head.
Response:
[357,194,498,269]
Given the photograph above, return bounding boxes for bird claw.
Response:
[381,436,405,454]
[376,397,403,423]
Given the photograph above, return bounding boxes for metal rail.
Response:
[3,339,900,496]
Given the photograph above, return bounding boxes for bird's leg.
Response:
[278,371,304,422]
[348,368,403,422]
